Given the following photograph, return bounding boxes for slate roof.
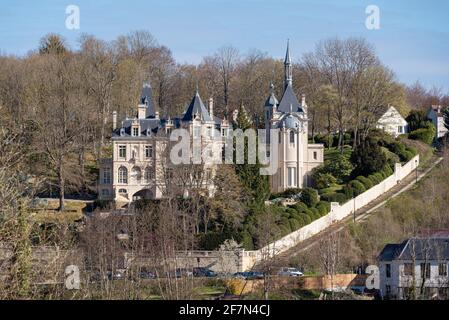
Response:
[378,237,449,261]
[181,91,212,122]
[277,84,304,113]
[265,92,279,108]
[140,83,156,118]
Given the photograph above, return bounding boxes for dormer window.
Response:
[132,127,139,137]
[120,128,125,136]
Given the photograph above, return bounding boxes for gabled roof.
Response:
[182,91,212,122]
[277,84,303,113]
[140,83,156,118]
[378,237,449,261]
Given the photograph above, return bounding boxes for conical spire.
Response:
[284,39,291,65]
[284,40,293,89]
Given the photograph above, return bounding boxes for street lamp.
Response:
[415,159,418,183]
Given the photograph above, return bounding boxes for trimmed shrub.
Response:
[279,223,292,236]
[309,208,321,220]
[313,172,337,189]
[356,176,373,190]
[300,188,319,208]
[289,218,301,231]
[316,201,331,216]
[320,192,348,204]
[286,208,298,217]
[291,202,308,213]
[343,185,354,199]
[349,180,366,196]
[301,213,312,225]
[409,125,435,145]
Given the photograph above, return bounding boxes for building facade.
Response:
[427,105,448,139]
[264,41,324,192]
[98,42,324,202]
[376,106,409,137]
[378,234,449,300]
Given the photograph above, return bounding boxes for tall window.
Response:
[132,127,139,137]
[145,145,153,158]
[118,166,128,184]
[194,126,201,138]
[313,151,318,160]
[102,167,111,184]
[398,126,403,134]
[386,264,391,278]
[119,145,126,158]
[420,263,430,279]
[287,167,297,187]
[144,167,154,183]
[289,131,295,144]
[403,263,413,276]
[439,263,448,276]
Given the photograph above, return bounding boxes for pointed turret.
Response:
[284,40,293,89]
[140,82,156,118]
[182,90,212,122]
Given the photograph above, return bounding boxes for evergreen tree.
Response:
[233,104,270,212]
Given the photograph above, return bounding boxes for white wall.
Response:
[245,155,420,266]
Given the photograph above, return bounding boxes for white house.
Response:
[376,106,409,137]
[426,105,448,139]
[378,232,449,300]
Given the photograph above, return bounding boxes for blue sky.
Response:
[0,0,448,91]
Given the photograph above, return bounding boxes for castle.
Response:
[98,42,323,203]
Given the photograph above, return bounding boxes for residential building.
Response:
[427,105,448,139]
[378,232,449,300]
[376,106,409,137]
[99,42,324,202]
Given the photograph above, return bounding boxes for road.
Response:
[275,155,444,262]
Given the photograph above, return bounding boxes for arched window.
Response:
[289,131,295,144]
[118,166,128,184]
[131,167,142,184]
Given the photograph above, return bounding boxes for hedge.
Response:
[356,176,373,190]
[349,180,366,196]
[316,201,331,216]
[320,192,348,204]
[409,127,435,145]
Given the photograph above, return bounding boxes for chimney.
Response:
[209,98,214,120]
[155,111,160,119]
[301,94,306,107]
[112,111,117,130]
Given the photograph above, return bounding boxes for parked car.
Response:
[193,267,217,277]
[139,270,157,279]
[277,267,303,277]
[246,271,265,280]
[233,272,251,279]
[175,268,193,278]
[107,270,126,280]
[233,271,264,280]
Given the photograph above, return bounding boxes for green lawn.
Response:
[324,146,353,162]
